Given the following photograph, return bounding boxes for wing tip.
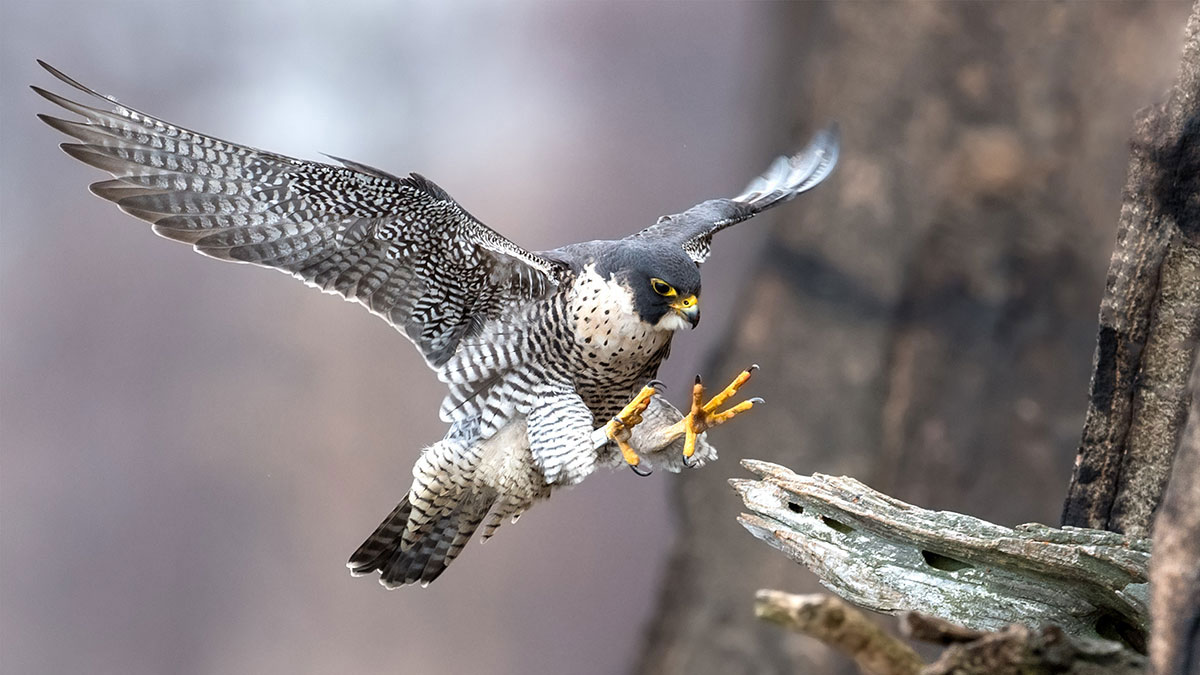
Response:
[29,84,63,106]
[37,59,65,80]
[734,122,841,208]
[34,60,112,103]
[59,142,121,173]
[815,121,841,147]
[37,112,87,140]
[807,121,841,169]
[88,179,138,201]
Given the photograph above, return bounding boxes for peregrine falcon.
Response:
[34,61,838,587]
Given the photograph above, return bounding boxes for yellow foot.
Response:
[668,365,763,466]
[607,382,659,476]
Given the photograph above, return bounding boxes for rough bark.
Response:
[1149,354,1200,675]
[1063,0,1200,536]
[638,4,1190,673]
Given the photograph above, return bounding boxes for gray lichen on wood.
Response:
[732,460,1150,651]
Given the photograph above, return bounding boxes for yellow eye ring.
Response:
[650,278,676,297]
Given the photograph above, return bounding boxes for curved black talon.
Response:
[682,453,699,468]
[647,378,666,391]
[629,463,653,477]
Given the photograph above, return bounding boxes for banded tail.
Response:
[348,493,494,588]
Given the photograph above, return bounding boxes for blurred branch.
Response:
[733,460,1150,651]
[1063,0,1200,537]
[754,591,923,675]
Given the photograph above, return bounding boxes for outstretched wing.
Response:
[33,61,566,368]
[632,126,839,263]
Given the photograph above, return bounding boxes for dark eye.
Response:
[650,278,676,296]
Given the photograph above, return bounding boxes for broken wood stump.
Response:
[733,460,1150,652]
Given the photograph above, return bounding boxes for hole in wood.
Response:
[1094,610,1147,654]
[787,502,804,514]
[921,550,974,572]
[821,516,854,534]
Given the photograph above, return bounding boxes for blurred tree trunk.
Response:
[1152,355,1200,675]
[1062,1,1200,537]
[636,3,1192,674]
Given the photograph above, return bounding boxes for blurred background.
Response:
[0,2,1191,674]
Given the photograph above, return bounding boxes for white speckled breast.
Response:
[567,265,671,378]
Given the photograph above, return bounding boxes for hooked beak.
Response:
[670,295,700,328]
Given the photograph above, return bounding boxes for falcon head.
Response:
[602,243,702,331]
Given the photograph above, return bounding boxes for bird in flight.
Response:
[34,61,838,587]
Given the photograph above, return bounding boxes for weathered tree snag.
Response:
[754,591,924,675]
[734,460,1150,651]
[1063,0,1200,537]
[1149,354,1200,675]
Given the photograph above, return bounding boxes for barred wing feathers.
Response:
[634,125,839,263]
[33,61,565,368]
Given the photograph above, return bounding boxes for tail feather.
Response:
[348,493,494,588]
[347,498,413,576]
